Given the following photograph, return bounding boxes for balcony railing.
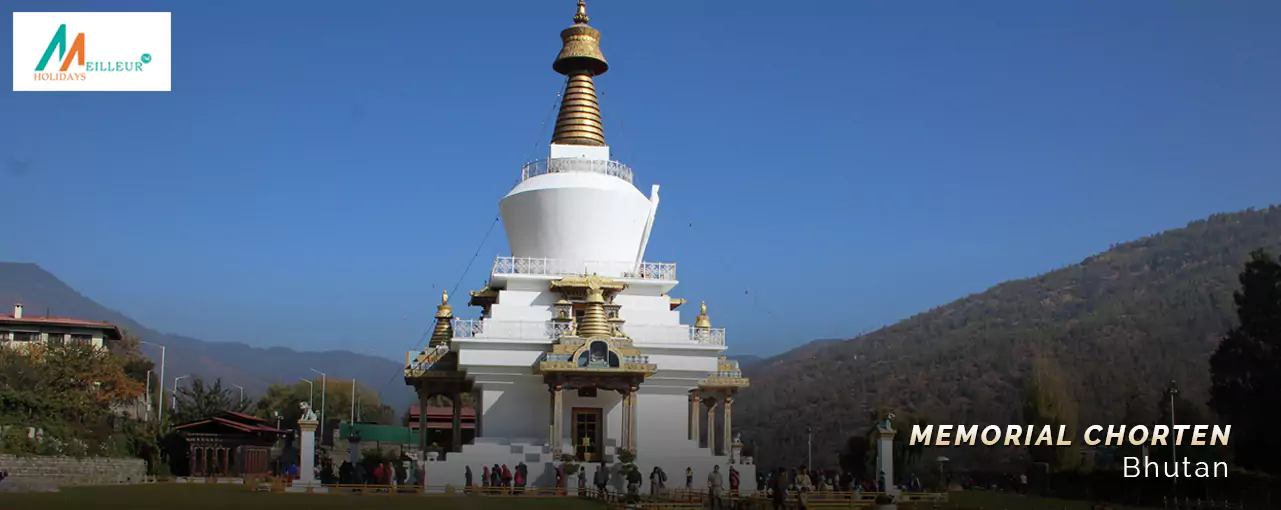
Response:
[618,324,727,346]
[454,319,726,346]
[521,158,634,184]
[541,352,651,365]
[492,257,677,281]
[453,319,563,341]
[406,344,450,373]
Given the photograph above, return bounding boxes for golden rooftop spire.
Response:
[551,0,608,147]
[695,301,711,329]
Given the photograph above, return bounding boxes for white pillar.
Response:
[689,393,700,441]
[876,427,898,494]
[298,418,319,485]
[706,399,717,454]
[723,395,733,459]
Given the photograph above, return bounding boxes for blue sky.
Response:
[2,0,1279,359]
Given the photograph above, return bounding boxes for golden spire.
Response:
[578,277,612,339]
[551,0,608,147]
[429,291,454,346]
[695,301,711,329]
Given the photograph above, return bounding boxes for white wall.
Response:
[500,172,652,266]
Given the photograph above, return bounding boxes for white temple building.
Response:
[404,1,754,492]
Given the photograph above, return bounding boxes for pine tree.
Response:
[1022,355,1080,472]
[1208,249,1281,474]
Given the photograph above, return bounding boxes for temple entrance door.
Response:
[573,408,602,462]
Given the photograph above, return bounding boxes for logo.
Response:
[13,12,171,92]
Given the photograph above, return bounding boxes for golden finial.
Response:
[441,290,449,305]
[695,301,711,329]
[551,0,608,146]
[700,301,707,315]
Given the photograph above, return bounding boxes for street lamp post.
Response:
[300,378,314,407]
[1168,381,1179,487]
[350,379,357,424]
[807,427,813,472]
[144,370,152,422]
[310,368,327,431]
[232,384,244,406]
[172,375,190,412]
[141,341,166,423]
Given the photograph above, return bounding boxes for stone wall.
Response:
[0,454,146,484]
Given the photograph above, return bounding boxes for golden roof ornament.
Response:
[551,0,608,146]
[435,290,453,319]
[694,301,711,329]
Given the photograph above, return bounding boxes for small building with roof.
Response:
[169,410,288,477]
[0,303,123,349]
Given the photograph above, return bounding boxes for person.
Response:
[577,466,586,492]
[491,464,501,489]
[795,467,813,510]
[1019,473,1028,494]
[482,465,490,490]
[501,464,512,489]
[686,466,694,490]
[650,467,662,496]
[594,463,609,498]
[514,465,526,494]
[626,465,642,502]
[771,467,789,510]
[707,465,724,510]
[877,470,887,495]
[729,465,740,498]
[465,465,473,488]
[371,462,384,486]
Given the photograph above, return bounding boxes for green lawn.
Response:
[950,491,1156,510]
[0,484,609,510]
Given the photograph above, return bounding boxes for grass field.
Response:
[0,484,609,510]
[0,484,1164,510]
[949,490,1154,510]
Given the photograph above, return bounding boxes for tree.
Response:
[1209,248,1281,474]
[1022,354,1080,472]
[111,331,155,385]
[171,377,251,424]
[1118,392,1156,459]
[254,379,390,431]
[838,435,870,480]
[0,341,144,455]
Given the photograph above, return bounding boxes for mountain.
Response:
[0,262,416,412]
[736,205,1281,469]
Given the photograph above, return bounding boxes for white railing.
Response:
[406,344,450,372]
[452,319,561,341]
[491,256,677,281]
[617,324,728,346]
[521,158,634,184]
[691,328,727,346]
[542,353,651,365]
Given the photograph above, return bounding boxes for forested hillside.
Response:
[737,205,1281,470]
